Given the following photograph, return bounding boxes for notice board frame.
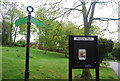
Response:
[69,35,99,81]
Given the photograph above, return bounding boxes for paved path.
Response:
[108,61,120,79]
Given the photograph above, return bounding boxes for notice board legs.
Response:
[69,68,72,81]
[69,36,99,81]
[69,68,99,81]
[96,67,99,81]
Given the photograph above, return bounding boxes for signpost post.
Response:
[25,6,33,81]
[69,35,99,81]
[15,6,45,81]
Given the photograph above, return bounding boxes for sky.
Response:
[2,0,119,42]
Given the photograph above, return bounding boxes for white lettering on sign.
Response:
[74,37,94,41]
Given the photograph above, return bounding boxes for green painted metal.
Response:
[15,16,28,26]
[31,17,44,27]
[15,16,45,27]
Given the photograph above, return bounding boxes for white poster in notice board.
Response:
[78,49,86,60]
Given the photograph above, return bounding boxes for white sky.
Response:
[2,0,119,42]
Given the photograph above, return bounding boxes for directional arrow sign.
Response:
[31,17,44,27]
[15,16,45,27]
[15,16,28,26]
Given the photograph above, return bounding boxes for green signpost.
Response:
[15,16,28,26]
[31,17,44,26]
[15,16,44,27]
[15,6,46,81]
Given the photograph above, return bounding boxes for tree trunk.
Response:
[84,26,90,36]
[9,25,12,46]
[9,16,14,46]
[81,69,92,79]
[13,26,18,44]
[81,25,92,78]
[44,49,47,54]
[82,21,92,80]
[2,20,7,46]
[2,30,5,46]
[80,2,96,79]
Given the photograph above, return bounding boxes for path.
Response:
[108,61,120,79]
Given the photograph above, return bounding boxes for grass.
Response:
[118,61,120,63]
[106,59,120,63]
[2,47,119,79]
[100,61,110,67]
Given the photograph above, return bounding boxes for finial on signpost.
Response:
[27,6,34,13]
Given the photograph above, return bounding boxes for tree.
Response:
[0,2,10,46]
[98,38,114,62]
[35,4,104,77]
[36,0,117,79]
[0,1,25,46]
[112,42,120,60]
[51,0,117,79]
[35,8,60,53]
[36,8,84,55]
[112,48,120,61]
[60,21,82,57]
[1,21,11,45]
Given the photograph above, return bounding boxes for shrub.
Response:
[13,39,26,47]
[112,48,120,61]
[98,38,113,62]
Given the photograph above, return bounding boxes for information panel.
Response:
[69,36,98,68]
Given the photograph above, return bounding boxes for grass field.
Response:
[2,47,119,79]
[106,59,120,63]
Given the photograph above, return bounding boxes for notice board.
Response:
[69,36,98,68]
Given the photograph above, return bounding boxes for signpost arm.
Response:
[25,6,34,81]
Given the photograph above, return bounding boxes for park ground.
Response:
[1,47,119,80]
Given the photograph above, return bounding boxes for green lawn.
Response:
[106,59,120,63]
[118,61,120,63]
[2,47,119,79]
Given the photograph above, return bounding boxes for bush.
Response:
[13,40,26,47]
[31,45,36,49]
[98,38,114,62]
[112,48,120,61]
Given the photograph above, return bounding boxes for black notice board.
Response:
[69,36,99,68]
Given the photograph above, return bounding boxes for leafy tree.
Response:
[36,8,84,55]
[1,21,11,45]
[112,48,120,61]
[41,0,115,78]
[59,21,82,57]
[0,2,10,46]
[35,8,63,54]
[36,1,106,78]
[13,38,26,47]
[0,1,25,46]
[98,38,114,62]
[113,42,120,48]
[112,43,120,60]
[89,25,101,35]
